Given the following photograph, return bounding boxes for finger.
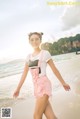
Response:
[13,95,17,98]
[64,86,70,91]
[66,87,70,91]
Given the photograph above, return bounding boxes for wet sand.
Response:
[11,55,80,119]
[0,54,80,119]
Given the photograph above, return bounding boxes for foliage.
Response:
[41,34,80,55]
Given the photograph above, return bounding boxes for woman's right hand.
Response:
[13,90,20,98]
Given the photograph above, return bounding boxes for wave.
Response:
[0,59,25,78]
[0,52,77,79]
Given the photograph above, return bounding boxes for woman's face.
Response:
[29,34,41,49]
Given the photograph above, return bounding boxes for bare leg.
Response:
[33,94,49,119]
[44,100,57,119]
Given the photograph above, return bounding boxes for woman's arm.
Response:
[47,59,70,91]
[13,63,29,98]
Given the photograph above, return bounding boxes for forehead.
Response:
[30,34,40,39]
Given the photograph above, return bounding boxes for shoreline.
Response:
[0,51,79,65]
[11,87,80,119]
[0,54,80,119]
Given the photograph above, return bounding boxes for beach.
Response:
[12,89,80,119]
[0,53,80,119]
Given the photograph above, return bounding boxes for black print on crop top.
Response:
[29,60,38,67]
[29,60,41,74]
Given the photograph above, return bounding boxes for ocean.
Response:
[0,52,80,109]
[0,52,76,78]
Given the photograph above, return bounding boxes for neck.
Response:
[33,47,41,52]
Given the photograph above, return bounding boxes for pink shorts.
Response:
[33,75,52,98]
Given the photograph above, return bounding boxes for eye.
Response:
[30,38,40,42]
[30,38,34,42]
[35,38,40,41]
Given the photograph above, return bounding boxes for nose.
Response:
[33,39,36,43]
[33,39,37,43]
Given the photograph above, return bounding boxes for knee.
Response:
[33,112,42,119]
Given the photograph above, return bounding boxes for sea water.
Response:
[0,52,80,108]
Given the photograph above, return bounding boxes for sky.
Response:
[0,0,80,60]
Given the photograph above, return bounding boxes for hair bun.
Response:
[40,32,43,35]
[28,32,43,40]
[28,32,32,36]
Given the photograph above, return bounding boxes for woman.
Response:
[13,32,71,119]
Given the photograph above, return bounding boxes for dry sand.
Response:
[11,55,80,119]
[1,54,80,119]
[11,89,80,119]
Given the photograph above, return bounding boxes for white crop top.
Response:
[25,50,52,77]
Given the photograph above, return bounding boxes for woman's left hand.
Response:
[62,83,71,91]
